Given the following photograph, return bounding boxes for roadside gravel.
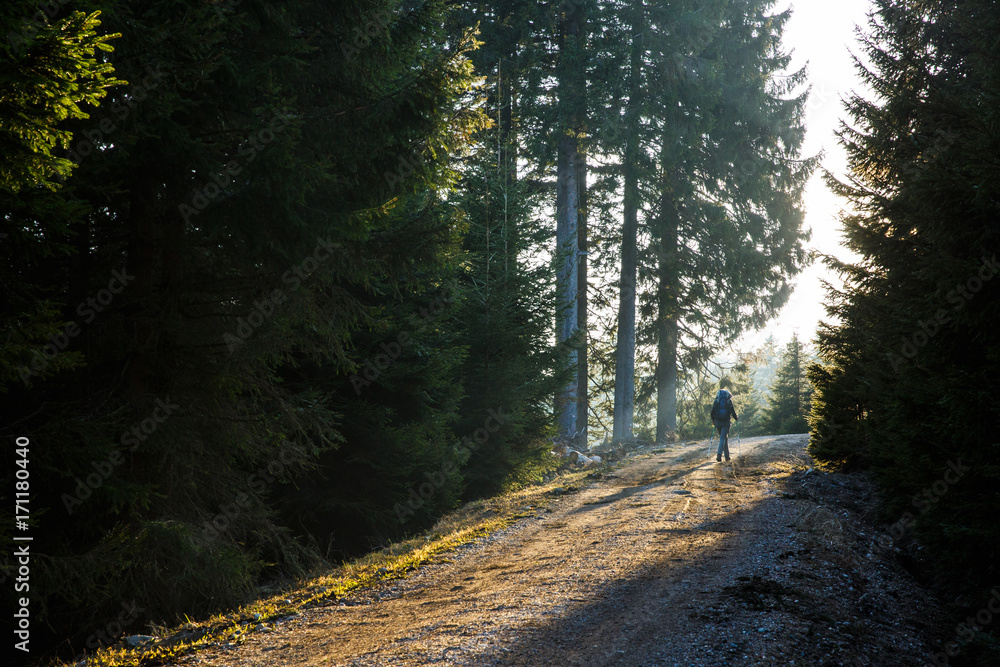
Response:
[175,435,949,666]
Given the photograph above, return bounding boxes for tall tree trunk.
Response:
[555,134,579,439]
[613,17,643,444]
[498,55,516,191]
[576,150,588,448]
[554,2,584,441]
[613,184,637,442]
[656,190,679,442]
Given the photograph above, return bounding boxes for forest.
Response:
[1,0,997,663]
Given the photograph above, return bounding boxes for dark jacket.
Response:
[710,390,738,425]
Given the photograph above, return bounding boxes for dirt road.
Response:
[178,435,948,666]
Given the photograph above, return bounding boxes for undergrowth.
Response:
[56,455,623,667]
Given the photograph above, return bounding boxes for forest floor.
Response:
[169,435,953,666]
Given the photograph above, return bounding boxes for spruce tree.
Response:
[760,334,812,434]
[553,0,589,443]
[450,125,567,496]
[641,0,813,441]
[444,1,570,491]
[581,0,810,444]
[810,0,1000,627]
[0,7,120,191]
[611,0,645,443]
[1,0,486,651]
[0,5,121,389]
[457,0,592,447]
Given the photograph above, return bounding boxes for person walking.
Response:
[710,389,739,462]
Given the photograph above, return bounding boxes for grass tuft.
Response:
[60,459,616,667]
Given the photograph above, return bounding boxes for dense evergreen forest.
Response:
[1,0,996,662]
[807,0,1000,661]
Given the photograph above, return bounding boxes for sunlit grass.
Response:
[60,460,614,667]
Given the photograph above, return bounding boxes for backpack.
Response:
[712,392,730,420]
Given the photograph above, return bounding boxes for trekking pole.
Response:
[708,426,715,458]
[738,421,742,459]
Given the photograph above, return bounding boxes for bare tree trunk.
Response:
[613,196,637,442]
[613,18,643,444]
[555,134,579,439]
[498,55,516,191]
[656,311,679,442]
[576,151,588,448]
[554,3,584,441]
[656,192,679,442]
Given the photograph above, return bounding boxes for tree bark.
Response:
[554,2,584,441]
[555,133,579,439]
[613,17,643,444]
[498,55,516,191]
[575,149,588,448]
[656,188,679,443]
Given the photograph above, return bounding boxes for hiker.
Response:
[710,389,739,462]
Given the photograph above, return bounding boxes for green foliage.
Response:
[36,520,270,633]
[446,0,570,491]
[759,334,813,434]
[638,0,815,356]
[582,0,815,439]
[675,369,719,440]
[1,0,490,656]
[809,1,1000,657]
[0,6,122,192]
[451,151,566,496]
[724,352,769,437]
[274,238,471,557]
[0,5,120,397]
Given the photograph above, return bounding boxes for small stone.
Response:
[126,635,156,647]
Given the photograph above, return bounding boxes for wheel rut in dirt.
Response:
[177,435,944,667]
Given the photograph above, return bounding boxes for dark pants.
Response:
[714,419,731,460]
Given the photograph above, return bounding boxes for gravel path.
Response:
[176,435,949,666]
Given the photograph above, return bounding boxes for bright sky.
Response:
[737,0,873,352]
